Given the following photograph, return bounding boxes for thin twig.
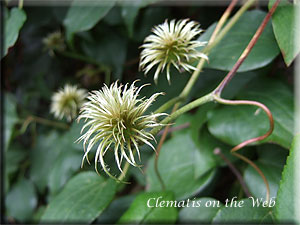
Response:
[210,0,281,202]
[214,0,281,96]
[214,148,252,198]
[232,152,270,202]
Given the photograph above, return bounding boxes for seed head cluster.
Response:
[77,81,166,181]
[51,84,87,122]
[139,19,208,84]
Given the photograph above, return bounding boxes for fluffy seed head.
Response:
[43,31,66,56]
[51,84,87,121]
[139,19,208,84]
[77,81,166,181]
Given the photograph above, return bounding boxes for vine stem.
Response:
[117,161,131,181]
[213,96,274,202]
[209,0,281,202]
[152,0,241,189]
[213,97,274,152]
[214,148,251,198]
[151,0,280,199]
[20,115,69,133]
[214,0,281,96]
[155,0,255,113]
[151,93,214,136]
[18,0,23,9]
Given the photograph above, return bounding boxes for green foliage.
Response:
[275,135,299,223]
[41,172,117,223]
[269,0,300,66]
[3,1,297,224]
[5,179,37,222]
[4,93,19,150]
[3,7,27,57]
[178,198,223,223]
[146,126,217,200]
[208,78,294,149]
[118,192,178,224]
[244,144,288,201]
[199,10,280,72]
[212,199,273,223]
[63,0,116,44]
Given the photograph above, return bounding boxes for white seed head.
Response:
[50,84,87,122]
[77,81,166,181]
[139,19,208,84]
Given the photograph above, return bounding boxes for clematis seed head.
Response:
[43,31,66,56]
[139,19,208,84]
[50,84,87,122]
[77,81,167,182]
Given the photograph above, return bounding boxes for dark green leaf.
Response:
[29,131,62,193]
[275,135,299,222]
[41,172,117,223]
[3,7,27,56]
[97,195,136,224]
[199,10,280,72]
[48,151,82,196]
[146,127,216,200]
[63,0,116,42]
[244,161,284,201]
[208,78,294,149]
[81,28,127,79]
[269,0,300,66]
[5,178,37,222]
[121,6,140,37]
[5,143,27,177]
[4,93,18,150]
[118,192,178,224]
[178,198,223,223]
[212,199,272,223]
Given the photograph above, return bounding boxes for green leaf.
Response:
[275,135,299,222]
[5,178,37,222]
[243,144,288,201]
[41,172,117,223]
[178,198,223,223]
[29,131,62,193]
[199,10,280,72]
[146,127,216,200]
[63,0,116,42]
[5,143,27,178]
[269,0,300,66]
[3,7,27,57]
[118,192,178,224]
[208,78,294,149]
[212,199,272,223]
[48,151,82,196]
[138,68,190,113]
[4,93,18,150]
[81,28,127,79]
[244,159,285,201]
[121,6,140,37]
[30,121,87,194]
[97,195,136,224]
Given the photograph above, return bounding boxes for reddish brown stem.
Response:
[232,152,270,202]
[214,97,274,152]
[214,0,281,96]
[214,148,252,198]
